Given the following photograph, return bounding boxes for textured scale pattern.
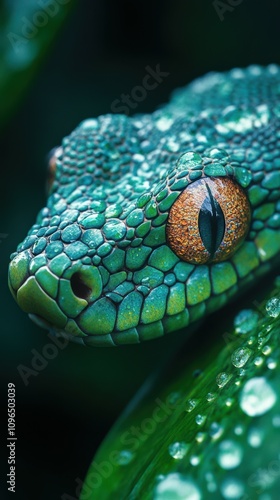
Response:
[8,65,280,346]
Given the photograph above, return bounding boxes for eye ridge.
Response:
[198,182,225,259]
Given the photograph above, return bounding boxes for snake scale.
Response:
[8,65,280,346]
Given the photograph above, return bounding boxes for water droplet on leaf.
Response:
[154,473,201,500]
[195,414,206,426]
[168,442,189,460]
[220,477,245,499]
[206,392,217,402]
[247,427,264,448]
[115,449,134,465]
[231,347,252,367]
[209,422,224,440]
[239,377,277,416]
[190,455,200,466]
[186,399,198,412]
[217,440,243,469]
[262,345,272,356]
[216,372,231,388]
[266,297,280,318]
[267,358,277,370]
[234,309,259,334]
[254,356,264,366]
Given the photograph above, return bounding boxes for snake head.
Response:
[8,67,280,346]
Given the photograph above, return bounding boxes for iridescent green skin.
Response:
[8,65,280,346]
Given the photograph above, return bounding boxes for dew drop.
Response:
[168,442,189,460]
[216,372,231,388]
[247,336,255,346]
[190,455,200,466]
[238,368,246,377]
[154,473,202,500]
[247,427,263,448]
[267,358,277,370]
[239,377,277,416]
[264,324,273,334]
[217,440,243,469]
[195,432,206,443]
[234,425,244,436]
[220,477,245,499]
[234,309,259,334]
[254,356,264,366]
[186,399,198,412]
[209,422,224,440]
[258,336,265,346]
[262,345,272,356]
[231,347,252,367]
[177,152,202,171]
[266,297,280,318]
[206,392,217,402]
[115,449,134,465]
[225,398,234,407]
[195,414,206,426]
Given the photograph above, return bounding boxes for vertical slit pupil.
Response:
[198,183,225,258]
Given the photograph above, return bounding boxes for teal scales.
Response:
[8,65,280,346]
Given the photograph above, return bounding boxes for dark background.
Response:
[1,1,280,498]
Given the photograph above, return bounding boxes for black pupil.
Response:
[198,183,225,258]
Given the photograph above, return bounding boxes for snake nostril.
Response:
[70,272,92,300]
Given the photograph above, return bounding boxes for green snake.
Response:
[8,65,280,346]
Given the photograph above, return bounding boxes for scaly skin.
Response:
[8,65,280,346]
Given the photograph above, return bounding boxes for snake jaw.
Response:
[28,313,52,330]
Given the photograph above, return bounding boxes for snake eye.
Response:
[166,177,251,264]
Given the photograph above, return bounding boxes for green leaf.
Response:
[82,276,280,499]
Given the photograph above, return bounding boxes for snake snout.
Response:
[8,248,103,334]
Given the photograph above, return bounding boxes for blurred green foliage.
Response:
[0,0,75,128]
